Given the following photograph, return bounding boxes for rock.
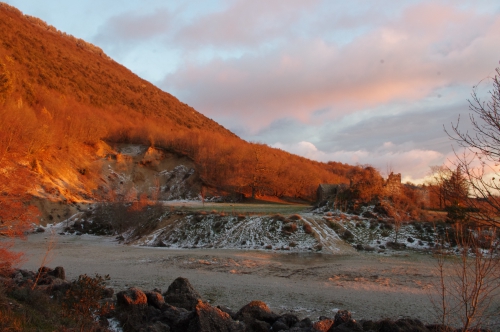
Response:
[246,319,270,332]
[376,319,400,331]
[161,304,195,332]
[163,277,203,311]
[116,287,148,307]
[236,300,279,325]
[35,227,45,233]
[272,313,300,331]
[313,318,334,331]
[361,320,377,331]
[145,290,165,309]
[146,321,171,332]
[394,318,427,331]
[217,305,237,320]
[426,323,454,331]
[187,300,245,332]
[294,317,313,329]
[330,320,363,332]
[103,287,114,299]
[50,266,65,280]
[333,310,351,327]
[271,320,289,331]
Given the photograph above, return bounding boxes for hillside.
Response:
[0,3,354,206]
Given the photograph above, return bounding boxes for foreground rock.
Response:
[2,267,487,332]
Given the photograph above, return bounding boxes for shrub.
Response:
[327,220,340,232]
[283,223,297,233]
[341,230,354,241]
[303,223,313,234]
[62,274,113,331]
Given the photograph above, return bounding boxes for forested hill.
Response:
[0,3,355,203]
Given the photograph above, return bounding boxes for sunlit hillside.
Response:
[0,3,354,203]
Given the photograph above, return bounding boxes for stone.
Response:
[314,318,334,331]
[160,304,195,332]
[333,310,351,327]
[272,313,300,331]
[145,290,165,309]
[146,321,171,332]
[116,287,148,307]
[236,300,279,325]
[330,320,363,332]
[50,266,65,280]
[187,300,245,332]
[163,277,203,311]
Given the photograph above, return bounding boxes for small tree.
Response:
[0,168,39,273]
[431,226,500,331]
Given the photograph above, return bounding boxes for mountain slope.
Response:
[0,3,355,204]
[0,3,231,134]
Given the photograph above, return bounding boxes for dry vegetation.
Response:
[0,3,353,205]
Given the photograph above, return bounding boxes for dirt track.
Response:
[12,232,500,329]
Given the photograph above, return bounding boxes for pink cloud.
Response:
[174,0,319,48]
[163,2,500,131]
[97,8,172,41]
[273,141,447,183]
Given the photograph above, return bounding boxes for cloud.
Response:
[161,1,500,132]
[95,8,173,44]
[273,140,446,183]
[172,0,319,49]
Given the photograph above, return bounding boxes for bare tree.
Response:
[446,66,500,227]
[430,226,500,331]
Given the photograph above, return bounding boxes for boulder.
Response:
[313,318,334,331]
[235,300,279,325]
[187,300,245,332]
[160,304,195,332]
[394,318,427,331]
[146,321,171,332]
[163,277,203,311]
[272,313,300,331]
[426,324,454,331]
[217,305,238,320]
[333,310,351,327]
[294,317,313,329]
[50,266,65,280]
[376,319,400,331]
[116,287,148,307]
[330,320,363,332]
[145,290,165,309]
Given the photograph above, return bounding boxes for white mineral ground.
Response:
[13,232,500,328]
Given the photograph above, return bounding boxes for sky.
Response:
[6,0,500,183]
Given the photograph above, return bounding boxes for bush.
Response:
[283,223,297,233]
[303,223,313,234]
[328,220,342,232]
[341,230,354,242]
[62,274,113,331]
